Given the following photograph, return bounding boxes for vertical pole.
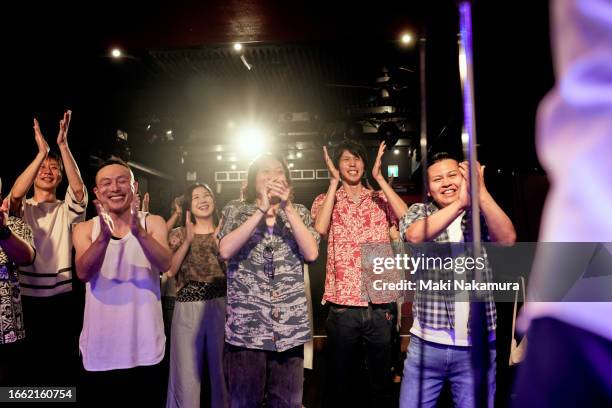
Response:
[457,2,490,407]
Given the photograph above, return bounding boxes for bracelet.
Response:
[257,207,267,214]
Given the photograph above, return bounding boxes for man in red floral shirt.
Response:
[312,140,407,406]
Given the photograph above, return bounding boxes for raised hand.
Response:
[142,192,150,213]
[185,210,195,243]
[33,118,50,156]
[172,196,183,215]
[0,197,9,228]
[130,194,145,237]
[457,162,473,209]
[323,146,340,184]
[56,110,72,148]
[458,161,487,206]
[372,141,387,183]
[93,200,113,240]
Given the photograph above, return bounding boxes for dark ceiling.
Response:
[5,1,553,188]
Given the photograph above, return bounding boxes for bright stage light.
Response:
[111,48,122,58]
[401,33,413,45]
[237,125,267,156]
[394,148,400,155]
[233,43,243,52]
[217,155,222,161]
[296,151,303,158]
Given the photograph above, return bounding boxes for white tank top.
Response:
[79,212,165,371]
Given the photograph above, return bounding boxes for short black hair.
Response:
[46,151,64,174]
[244,153,292,203]
[427,152,459,168]
[95,158,133,183]
[332,139,368,170]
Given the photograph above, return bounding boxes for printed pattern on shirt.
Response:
[0,217,34,344]
[399,202,497,333]
[311,187,398,306]
[218,200,320,352]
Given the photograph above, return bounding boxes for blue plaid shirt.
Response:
[399,202,497,333]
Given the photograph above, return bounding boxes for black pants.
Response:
[513,317,612,408]
[324,303,395,408]
[21,292,80,386]
[79,363,165,406]
[224,343,304,408]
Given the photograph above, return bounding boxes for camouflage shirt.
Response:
[218,200,320,352]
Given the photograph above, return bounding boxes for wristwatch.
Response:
[0,225,11,240]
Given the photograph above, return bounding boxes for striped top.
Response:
[18,186,87,297]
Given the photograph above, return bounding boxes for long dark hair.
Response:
[243,153,292,203]
[182,183,219,227]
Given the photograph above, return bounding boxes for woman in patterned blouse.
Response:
[0,190,36,384]
[165,183,228,408]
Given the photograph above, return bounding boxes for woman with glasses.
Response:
[165,183,228,408]
[218,154,320,408]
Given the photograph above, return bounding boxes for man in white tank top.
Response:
[72,159,172,405]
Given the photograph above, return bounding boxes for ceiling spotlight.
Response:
[394,148,400,155]
[217,155,222,161]
[296,151,303,158]
[111,48,122,58]
[288,162,294,169]
[400,33,413,45]
[231,164,237,170]
[146,124,151,131]
[166,129,173,136]
[233,43,243,52]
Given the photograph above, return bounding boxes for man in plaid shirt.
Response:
[398,152,516,408]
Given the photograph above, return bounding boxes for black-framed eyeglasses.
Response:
[263,245,274,280]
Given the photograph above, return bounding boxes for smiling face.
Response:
[427,159,463,208]
[94,164,137,214]
[190,186,215,219]
[337,149,364,185]
[34,157,63,192]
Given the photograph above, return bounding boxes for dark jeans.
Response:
[21,292,79,386]
[513,317,612,408]
[324,303,395,407]
[224,343,304,408]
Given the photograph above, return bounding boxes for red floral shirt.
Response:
[311,186,397,306]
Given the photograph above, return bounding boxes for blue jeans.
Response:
[399,335,496,408]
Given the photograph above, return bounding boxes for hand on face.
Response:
[266,178,290,207]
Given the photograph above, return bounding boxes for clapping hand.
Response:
[323,146,340,185]
[93,200,114,240]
